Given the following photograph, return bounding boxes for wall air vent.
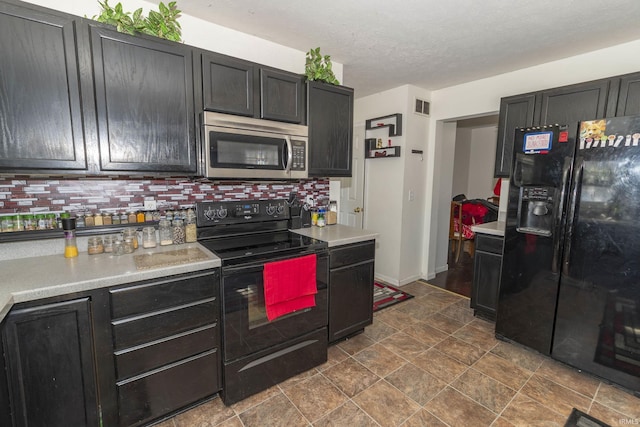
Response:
[414,98,430,116]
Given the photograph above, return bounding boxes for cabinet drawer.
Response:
[110,271,217,319]
[114,324,219,381]
[112,299,217,350]
[329,241,375,269]
[476,234,504,254]
[117,349,219,427]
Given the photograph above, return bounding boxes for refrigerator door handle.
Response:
[551,157,573,273]
[561,157,584,275]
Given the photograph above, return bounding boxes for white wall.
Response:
[421,39,640,279]
[355,85,430,285]
[25,0,343,80]
[451,127,471,198]
[466,126,498,200]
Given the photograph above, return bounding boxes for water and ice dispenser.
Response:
[516,186,555,236]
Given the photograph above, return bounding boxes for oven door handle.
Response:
[283,135,293,174]
[223,250,327,274]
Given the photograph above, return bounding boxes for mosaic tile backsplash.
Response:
[0,177,330,216]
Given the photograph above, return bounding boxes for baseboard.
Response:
[398,274,422,286]
[374,273,399,286]
[435,263,449,274]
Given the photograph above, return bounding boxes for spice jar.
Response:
[172,218,185,245]
[120,212,128,224]
[159,220,172,246]
[102,212,112,225]
[142,226,157,248]
[85,213,95,227]
[22,214,35,231]
[127,211,137,224]
[46,213,57,229]
[111,212,121,225]
[136,211,145,223]
[185,209,197,243]
[93,213,103,226]
[1,216,15,233]
[87,237,104,255]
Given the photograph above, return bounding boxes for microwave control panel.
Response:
[291,140,306,171]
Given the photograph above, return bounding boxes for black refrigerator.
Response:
[496,117,640,394]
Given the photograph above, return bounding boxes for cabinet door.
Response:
[0,2,87,171]
[90,24,196,173]
[2,298,99,427]
[494,94,536,177]
[307,82,354,177]
[614,72,640,117]
[471,244,502,321]
[260,69,304,123]
[202,52,257,117]
[537,79,609,128]
[329,260,374,342]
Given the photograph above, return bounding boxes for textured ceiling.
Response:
[172,0,640,97]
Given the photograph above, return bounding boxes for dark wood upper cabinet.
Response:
[0,2,88,172]
[307,82,354,177]
[201,52,256,117]
[89,24,196,174]
[537,79,610,127]
[260,69,305,123]
[2,298,99,427]
[613,72,640,117]
[494,94,536,177]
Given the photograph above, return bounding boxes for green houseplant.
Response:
[305,47,340,85]
[92,0,182,42]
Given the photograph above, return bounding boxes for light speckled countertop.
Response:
[292,224,378,247]
[471,220,506,237]
[0,242,220,322]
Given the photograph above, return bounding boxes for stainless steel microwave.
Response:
[202,112,308,180]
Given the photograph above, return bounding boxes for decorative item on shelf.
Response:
[365,113,402,136]
[92,0,182,42]
[304,47,340,85]
[364,138,401,159]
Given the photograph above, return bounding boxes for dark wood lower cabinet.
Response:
[328,241,375,343]
[471,233,504,321]
[2,298,100,427]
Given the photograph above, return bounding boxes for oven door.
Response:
[221,250,328,362]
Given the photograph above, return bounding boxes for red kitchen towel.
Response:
[263,254,317,321]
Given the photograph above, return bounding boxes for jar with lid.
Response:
[120,212,128,224]
[159,219,172,246]
[144,211,153,222]
[113,239,125,256]
[127,211,137,224]
[122,238,135,254]
[142,226,157,248]
[75,213,86,228]
[122,228,139,250]
[93,213,103,226]
[185,209,197,243]
[111,212,121,225]
[85,213,95,227]
[172,218,185,245]
[102,212,112,225]
[1,216,15,233]
[22,214,35,231]
[87,237,104,255]
[46,213,56,229]
[136,211,145,223]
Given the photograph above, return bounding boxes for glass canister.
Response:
[103,235,114,253]
[172,218,185,245]
[142,226,157,248]
[185,209,197,243]
[123,238,135,254]
[87,237,104,255]
[158,219,172,246]
[122,228,139,250]
[112,240,125,256]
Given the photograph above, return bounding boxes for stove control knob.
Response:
[266,205,276,216]
[218,208,227,219]
[204,208,216,220]
[276,204,285,214]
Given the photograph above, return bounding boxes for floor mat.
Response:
[373,282,414,312]
[564,408,610,427]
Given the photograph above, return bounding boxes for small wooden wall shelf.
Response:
[365,113,402,137]
[365,138,401,158]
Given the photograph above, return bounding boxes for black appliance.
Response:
[196,199,329,404]
[497,118,640,395]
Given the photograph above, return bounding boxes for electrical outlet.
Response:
[305,195,314,206]
[144,199,157,211]
[408,190,415,201]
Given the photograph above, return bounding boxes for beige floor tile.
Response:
[336,332,376,355]
[470,317,496,333]
[453,323,499,351]
[379,331,429,360]
[362,318,399,342]
[374,307,422,330]
[435,335,487,365]
[411,347,468,383]
[215,417,244,427]
[535,359,600,398]
[318,344,350,371]
[153,419,175,427]
[281,373,348,423]
[519,374,591,417]
[229,385,282,415]
[384,362,447,406]
[352,343,408,377]
[437,302,476,324]
[500,393,566,427]
[425,312,467,334]
[594,383,640,419]
[588,401,635,427]
[322,358,380,398]
[402,321,449,347]
[473,352,532,390]
[352,380,421,427]
[237,394,309,427]
[491,417,516,427]
[313,401,378,427]
[395,298,440,321]
[400,281,434,297]
[451,368,516,413]
[424,386,497,426]
[173,397,235,427]
[489,341,545,372]
[402,409,448,426]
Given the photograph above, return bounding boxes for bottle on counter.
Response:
[317,208,326,227]
[158,219,172,246]
[62,217,78,258]
[172,218,185,245]
[185,209,197,243]
[142,226,157,248]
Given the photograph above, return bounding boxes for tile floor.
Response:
[156,281,640,427]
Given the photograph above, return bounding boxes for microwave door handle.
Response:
[283,135,293,173]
